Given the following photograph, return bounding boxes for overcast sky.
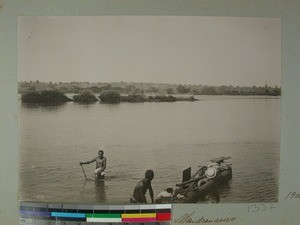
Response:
[19,16,281,87]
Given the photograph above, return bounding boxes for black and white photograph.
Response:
[18,16,281,204]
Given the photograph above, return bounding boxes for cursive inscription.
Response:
[174,211,237,224]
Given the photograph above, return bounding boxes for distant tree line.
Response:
[18,81,281,96]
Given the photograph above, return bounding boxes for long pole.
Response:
[80,164,88,180]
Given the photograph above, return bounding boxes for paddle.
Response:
[80,164,88,180]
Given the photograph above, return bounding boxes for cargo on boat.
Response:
[175,157,232,203]
[155,157,232,203]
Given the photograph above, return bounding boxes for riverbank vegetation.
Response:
[21,90,197,104]
[73,91,98,103]
[97,91,196,103]
[121,94,196,103]
[19,81,280,104]
[21,90,72,104]
[99,91,121,103]
[18,81,281,96]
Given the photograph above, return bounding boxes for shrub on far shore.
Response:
[99,91,121,103]
[73,91,98,103]
[176,95,196,102]
[148,95,177,102]
[121,94,146,103]
[21,90,72,104]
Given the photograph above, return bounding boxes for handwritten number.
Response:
[259,203,267,211]
[269,203,275,211]
[254,204,260,212]
[286,191,300,199]
[248,203,275,213]
[253,204,259,212]
[248,204,258,212]
[286,191,292,199]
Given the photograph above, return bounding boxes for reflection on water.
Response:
[21,102,68,111]
[95,180,106,202]
[19,96,280,203]
[80,179,106,203]
[73,102,97,107]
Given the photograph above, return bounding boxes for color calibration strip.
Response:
[20,202,171,223]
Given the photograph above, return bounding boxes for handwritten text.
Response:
[174,211,237,224]
[247,203,275,213]
[286,191,300,200]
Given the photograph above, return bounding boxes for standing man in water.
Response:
[130,170,154,203]
[80,150,106,179]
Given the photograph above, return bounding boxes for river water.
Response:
[19,96,280,204]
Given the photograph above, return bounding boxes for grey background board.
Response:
[0,0,300,225]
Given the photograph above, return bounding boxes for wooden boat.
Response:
[174,157,232,203]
